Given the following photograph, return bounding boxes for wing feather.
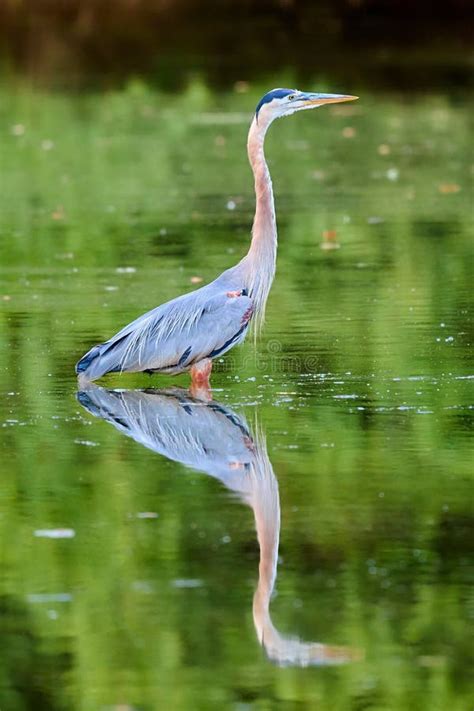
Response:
[76,284,253,380]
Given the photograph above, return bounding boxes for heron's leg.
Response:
[189,358,213,401]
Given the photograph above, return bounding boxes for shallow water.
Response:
[0,84,473,710]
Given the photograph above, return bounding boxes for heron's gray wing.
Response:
[76,285,253,380]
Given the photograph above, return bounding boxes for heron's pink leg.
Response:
[190,358,213,401]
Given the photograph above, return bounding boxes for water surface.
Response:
[0,84,472,710]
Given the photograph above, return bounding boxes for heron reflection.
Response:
[77,385,358,666]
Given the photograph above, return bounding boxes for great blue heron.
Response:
[78,384,361,666]
[76,88,358,394]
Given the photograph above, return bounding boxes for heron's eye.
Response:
[288,94,296,101]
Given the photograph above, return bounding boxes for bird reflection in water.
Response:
[77,385,360,667]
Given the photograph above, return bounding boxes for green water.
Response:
[0,82,472,710]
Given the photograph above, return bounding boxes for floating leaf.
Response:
[342,126,356,138]
[438,183,461,194]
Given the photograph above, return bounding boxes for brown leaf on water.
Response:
[342,126,356,138]
[438,183,461,194]
[51,206,65,220]
[321,230,340,250]
[190,276,203,284]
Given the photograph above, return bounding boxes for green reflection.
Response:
[0,81,472,710]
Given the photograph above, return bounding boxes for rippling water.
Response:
[0,84,472,710]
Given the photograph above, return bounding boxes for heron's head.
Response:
[255,88,358,124]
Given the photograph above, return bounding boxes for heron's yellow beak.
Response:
[300,93,359,107]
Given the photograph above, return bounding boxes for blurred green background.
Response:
[0,2,473,710]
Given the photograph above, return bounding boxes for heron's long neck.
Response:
[250,458,355,667]
[251,452,281,653]
[244,116,277,331]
